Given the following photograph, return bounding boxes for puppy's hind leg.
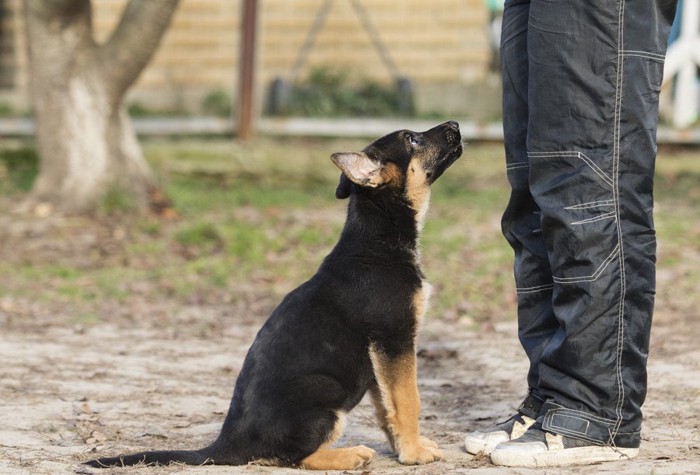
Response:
[298,409,375,470]
[300,446,376,470]
[369,382,396,451]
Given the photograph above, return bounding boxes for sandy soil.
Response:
[0,194,698,475]
[1,295,698,475]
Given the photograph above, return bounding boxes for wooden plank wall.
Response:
[4,0,492,112]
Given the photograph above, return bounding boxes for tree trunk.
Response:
[24,0,179,212]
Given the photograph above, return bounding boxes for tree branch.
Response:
[25,0,90,20]
[24,0,95,86]
[98,0,180,102]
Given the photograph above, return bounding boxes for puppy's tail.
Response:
[84,445,223,468]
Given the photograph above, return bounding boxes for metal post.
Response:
[238,0,257,140]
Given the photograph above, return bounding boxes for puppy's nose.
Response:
[446,121,460,130]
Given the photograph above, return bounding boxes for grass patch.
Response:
[176,222,223,248]
[98,186,140,215]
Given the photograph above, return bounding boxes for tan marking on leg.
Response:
[299,446,376,470]
[370,384,438,455]
[369,344,443,465]
[325,410,347,446]
[369,383,396,451]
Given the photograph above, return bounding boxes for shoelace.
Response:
[512,414,528,425]
[493,413,527,426]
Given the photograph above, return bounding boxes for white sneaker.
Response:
[464,413,536,455]
[490,423,639,467]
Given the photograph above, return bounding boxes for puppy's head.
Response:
[331,121,463,213]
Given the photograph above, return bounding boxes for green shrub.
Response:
[279,67,407,117]
[127,101,155,117]
[0,147,39,191]
[202,89,232,117]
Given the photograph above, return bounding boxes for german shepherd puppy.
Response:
[85,121,463,470]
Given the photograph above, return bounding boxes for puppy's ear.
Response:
[330,152,383,188]
[335,173,353,199]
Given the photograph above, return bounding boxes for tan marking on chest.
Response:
[413,281,433,323]
[405,159,431,231]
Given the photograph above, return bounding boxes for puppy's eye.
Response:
[407,134,421,148]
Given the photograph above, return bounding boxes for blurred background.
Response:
[0,0,698,329]
[1,0,502,128]
[0,0,695,136]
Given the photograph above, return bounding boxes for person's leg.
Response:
[465,0,554,454]
[499,0,560,396]
[491,0,677,466]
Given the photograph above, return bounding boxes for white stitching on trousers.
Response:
[621,50,665,62]
[570,211,616,226]
[528,150,614,188]
[516,283,554,294]
[506,161,530,171]
[612,0,627,439]
[552,244,620,284]
[564,199,615,210]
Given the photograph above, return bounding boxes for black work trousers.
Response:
[500,0,678,448]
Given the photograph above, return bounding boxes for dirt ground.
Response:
[1,211,699,475]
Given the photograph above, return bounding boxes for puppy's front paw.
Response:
[398,444,443,465]
[419,436,439,449]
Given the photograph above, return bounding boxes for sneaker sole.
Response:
[491,446,639,467]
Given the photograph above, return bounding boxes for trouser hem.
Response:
[540,402,641,448]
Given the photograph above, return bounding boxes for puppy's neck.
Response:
[346,192,424,252]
